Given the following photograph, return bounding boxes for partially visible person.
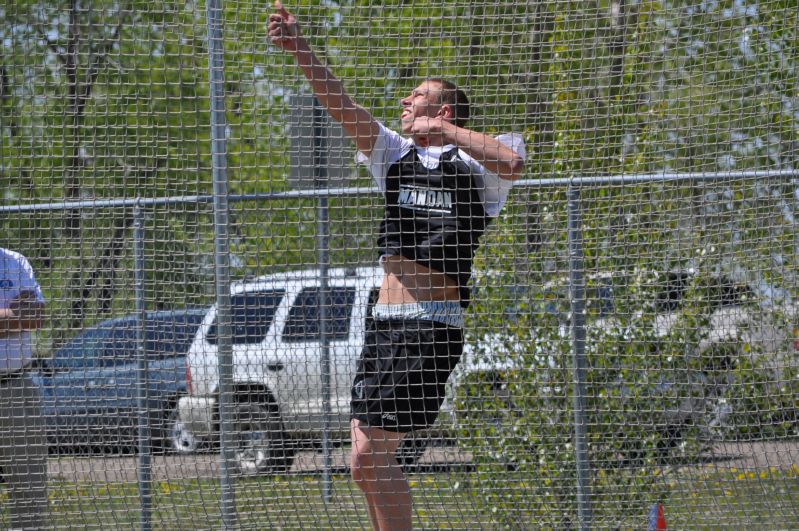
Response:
[1,247,48,529]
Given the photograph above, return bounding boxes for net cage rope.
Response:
[1,0,798,528]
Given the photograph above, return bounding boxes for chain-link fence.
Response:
[2,0,799,529]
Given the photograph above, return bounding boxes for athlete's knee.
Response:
[351,439,397,485]
[351,440,386,484]
[350,447,365,484]
[350,419,404,483]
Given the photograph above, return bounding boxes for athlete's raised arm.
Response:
[268,1,380,157]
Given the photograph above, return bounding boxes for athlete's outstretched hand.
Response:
[268,1,300,53]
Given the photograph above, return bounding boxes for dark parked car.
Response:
[30,309,207,454]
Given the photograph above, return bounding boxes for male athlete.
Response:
[269,2,525,529]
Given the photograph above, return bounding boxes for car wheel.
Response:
[164,407,203,454]
[231,403,295,475]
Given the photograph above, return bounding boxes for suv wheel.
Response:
[165,407,203,454]
[231,403,295,475]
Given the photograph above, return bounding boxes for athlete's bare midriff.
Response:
[377,255,460,304]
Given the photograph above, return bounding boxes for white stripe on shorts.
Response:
[371,301,465,329]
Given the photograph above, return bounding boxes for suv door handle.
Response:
[266,362,285,372]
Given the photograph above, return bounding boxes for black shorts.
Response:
[350,318,464,433]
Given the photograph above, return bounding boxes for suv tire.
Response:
[231,403,295,475]
[164,406,204,454]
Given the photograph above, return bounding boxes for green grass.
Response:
[3,472,486,530]
[2,466,798,529]
[657,465,799,530]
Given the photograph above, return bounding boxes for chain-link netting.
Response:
[2,0,798,529]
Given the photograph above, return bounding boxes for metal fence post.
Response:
[567,185,593,529]
[133,200,152,531]
[205,0,237,527]
[314,98,334,503]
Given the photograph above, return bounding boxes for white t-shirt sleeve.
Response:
[355,122,412,192]
[470,133,526,217]
[18,256,45,303]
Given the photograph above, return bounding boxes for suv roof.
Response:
[233,266,381,293]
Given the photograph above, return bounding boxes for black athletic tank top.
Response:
[378,146,493,308]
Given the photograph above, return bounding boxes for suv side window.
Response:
[281,287,356,343]
[207,291,285,345]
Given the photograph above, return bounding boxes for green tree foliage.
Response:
[1,1,214,345]
[454,0,798,524]
[458,267,798,526]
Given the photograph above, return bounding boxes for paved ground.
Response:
[46,445,472,483]
[46,440,797,484]
[709,440,799,470]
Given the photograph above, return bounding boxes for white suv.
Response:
[177,266,439,474]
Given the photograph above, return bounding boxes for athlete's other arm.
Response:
[268,1,380,157]
[410,116,525,181]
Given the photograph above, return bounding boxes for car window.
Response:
[540,283,615,319]
[653,274,753,312]
[49,312,207,370]
[281,287,356,343]
[51,327,113,369]
[101,326,139,366]
[146,313,206,357]
[207,291,285,345]
[654,272,691,312]
[590,284,615,317]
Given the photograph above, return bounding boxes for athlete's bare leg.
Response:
[350,419,411,531]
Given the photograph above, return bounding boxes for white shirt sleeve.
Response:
[468,133,527,217]
[354,122,412,192]
[18,256,45,303]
